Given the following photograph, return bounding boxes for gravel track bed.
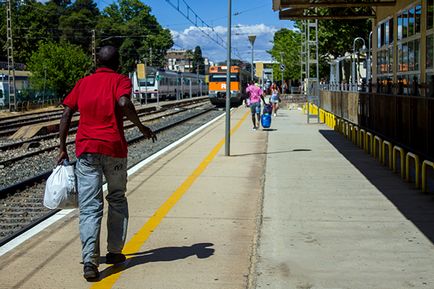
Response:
[0,105,205,162]
[0,108,222,242]
[0,108,222,190]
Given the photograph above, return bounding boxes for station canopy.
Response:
[272,0,396,20]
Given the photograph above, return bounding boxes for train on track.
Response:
[132,67,208,103]
[208,65,250,106]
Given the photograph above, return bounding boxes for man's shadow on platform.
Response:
[97,243,214,280]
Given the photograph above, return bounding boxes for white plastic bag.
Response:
[43,162,78,209]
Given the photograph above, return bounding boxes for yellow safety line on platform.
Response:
[91,110,249,289]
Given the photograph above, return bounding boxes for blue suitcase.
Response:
[261,113,271,128]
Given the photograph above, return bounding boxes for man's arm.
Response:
[57,106,74,164]
[118,95,157,142]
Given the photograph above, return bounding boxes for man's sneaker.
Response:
[106,252,126,264]
[253,126,257,130]
[83,262,99,281]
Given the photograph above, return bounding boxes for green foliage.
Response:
[192,46,205,74]
[97,0,173,73]
[27,41,92,97]
[0,0,174,78]
[268,28,301,81]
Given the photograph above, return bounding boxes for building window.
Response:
[396,3,421,96]
[415,4,421,33]
[427,34,434,69]
[428,0,434,30]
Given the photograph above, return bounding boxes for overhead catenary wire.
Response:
[164,0,226,49]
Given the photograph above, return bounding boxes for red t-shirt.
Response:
[63,68,132,158]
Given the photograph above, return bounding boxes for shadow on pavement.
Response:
[98,243,214,280]
[231,149,312,157]
[320,129,434,244]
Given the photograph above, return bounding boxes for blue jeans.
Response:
[76,153,128,266]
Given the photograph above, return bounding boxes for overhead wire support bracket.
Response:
[164,0,227,49]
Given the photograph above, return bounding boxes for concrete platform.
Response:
[1,105,434,289]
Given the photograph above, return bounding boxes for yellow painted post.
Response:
[373,136,382,161]
[348,124,353,140]
[405,152,420,188]
[353,126,359,144]
[332,115,336,129]
[365,132,373,154]
[359,129,366,148]
[334,117,340,131]
[382,140,393,168]
[393,146,405,178]
[422,160,434,193]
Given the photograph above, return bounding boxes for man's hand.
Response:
[56,149,69,165]
[139,125,157,142]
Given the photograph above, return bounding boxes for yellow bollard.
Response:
[393,146,405,179]
[365,132,373,155]
[422,160,434,193]
[348,124,353,140]
[405,152,420,188]
[373,136,382,161]
[382,140,393,168]
[353,126,359,144]
[359,129,366,149]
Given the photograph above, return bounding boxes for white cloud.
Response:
[170,24,282,63]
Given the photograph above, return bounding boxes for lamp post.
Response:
[367,31,373,92]
[225,0,232,156]
[248,35,256,81]
[352,37,366,91]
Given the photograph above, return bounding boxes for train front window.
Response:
[209,74,239,82]
[139,75,155,86]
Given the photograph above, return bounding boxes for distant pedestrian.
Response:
[246,80,265,130]
[57,45,157,281]
[270,82,280,117]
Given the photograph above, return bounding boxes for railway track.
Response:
[0,104,223,247]
[0,100,208,166]
[0,97,208,138]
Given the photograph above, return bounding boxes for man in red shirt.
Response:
[57,46,156,281]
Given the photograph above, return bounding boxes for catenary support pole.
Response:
[225,0,232,156]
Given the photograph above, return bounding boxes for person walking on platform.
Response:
[56,45,157,281]
[270,82,280,117]
[246,81,265,130]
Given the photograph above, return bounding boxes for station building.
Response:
[273,0,434,161]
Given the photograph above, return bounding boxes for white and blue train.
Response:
[132,67,208,103]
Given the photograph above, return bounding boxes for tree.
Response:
[27,41,92,97]
[268,28,301,82]
[192,46,205,74]
[296,17,371,80]
[59,0,100,52]
[97,0,173,73]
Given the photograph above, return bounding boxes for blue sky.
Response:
[98,0,295,62]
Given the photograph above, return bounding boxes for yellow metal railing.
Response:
[382,140,393,169]
[393,146,405,179]
[405,152,420,188]
[365,132,373,155]
[310,108,433,194]
[373,136,382,161]
[422,160,434,193]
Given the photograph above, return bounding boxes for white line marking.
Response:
[0,110,225,256]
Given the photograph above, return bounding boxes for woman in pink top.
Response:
[246,81,265,130]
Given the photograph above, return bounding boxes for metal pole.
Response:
[251,45,254,81]
[248,35,256,81]
[43,66,46,107]
[280,51,284,92]
[367,31,373,90]
[225,0,232,156]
